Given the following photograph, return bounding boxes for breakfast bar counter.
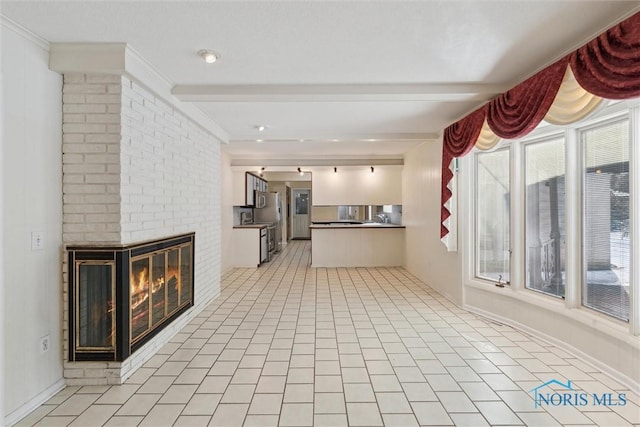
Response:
[310,223,405,267]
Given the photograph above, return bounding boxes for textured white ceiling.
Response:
[2,1,639,160]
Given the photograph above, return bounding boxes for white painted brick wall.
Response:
[120,77,221,308]
[62,73,122,244]
[62,73,222,385]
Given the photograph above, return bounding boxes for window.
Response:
[475,148,510,283]
[470,103,637,327]
[525,137,566,298]
[581,120,630,321]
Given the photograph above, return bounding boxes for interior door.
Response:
[291,189,311,239]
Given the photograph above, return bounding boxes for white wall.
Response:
[2,21,64,423]
[0,21,5,426]
[221,152,234,274]
[312,165,402,205]
[403,141,462,303]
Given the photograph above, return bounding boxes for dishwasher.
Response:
[260,227,268,263]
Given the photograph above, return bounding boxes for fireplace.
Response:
[67,233,195,361]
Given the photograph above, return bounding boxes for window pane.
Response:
[525,138,566,298]
[582,120,630,321]
[476,149,510,283]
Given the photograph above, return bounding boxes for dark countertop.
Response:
[233,224,268,229]
[310,223,405,229]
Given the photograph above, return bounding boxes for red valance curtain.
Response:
[440,11,640,242]
[441,107,486,237]
[571,12,640,99]
[487,57,569,139]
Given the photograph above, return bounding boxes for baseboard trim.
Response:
[7,289,224,425]
[5,378,65,427]
[464,304,640,395]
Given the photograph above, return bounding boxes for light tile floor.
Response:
[16,241,640,426]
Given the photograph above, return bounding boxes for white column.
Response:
[511,141,524,290]
[630,106,640,335]
[565,127,581,308]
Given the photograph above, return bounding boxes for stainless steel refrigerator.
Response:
[253,192,283,255]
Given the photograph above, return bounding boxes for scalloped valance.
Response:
[440,12,640,245]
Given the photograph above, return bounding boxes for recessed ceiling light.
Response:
[298,139,305,142]
[256,139,263,143]
[256,125,266,132]
[198,49,218,64]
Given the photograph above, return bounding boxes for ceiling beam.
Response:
[172,83,508,103]
[230,158,405,167]
[229,132,439,142]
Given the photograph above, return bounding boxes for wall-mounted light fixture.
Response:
[370,166,375,173]
[334,167,338,173]
[259,167,265,177]
[297,167,304,176]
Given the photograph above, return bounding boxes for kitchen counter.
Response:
[311,225,405,267]
[310,222,404,229]
[233,225,268,267]
[233,224,267,229]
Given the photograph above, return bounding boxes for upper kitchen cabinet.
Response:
[312,165,402,205]
[233,171,268,207]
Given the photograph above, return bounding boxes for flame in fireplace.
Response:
[151,275,165,293]
[130,267,149,310]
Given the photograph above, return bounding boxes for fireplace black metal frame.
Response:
[67,233,195,362]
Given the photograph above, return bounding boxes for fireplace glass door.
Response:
[130,257,150,341]
[130,243,193,344]
[69,232,195,362]
[76,262,115,351]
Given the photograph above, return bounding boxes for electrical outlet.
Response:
[40,335,50,354]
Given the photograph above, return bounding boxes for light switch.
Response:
[31,231,44,250]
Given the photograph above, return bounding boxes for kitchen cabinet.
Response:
[232,225,268,267]
[246,173,255,206]
[312,165,402,205]
[233,171,269,207]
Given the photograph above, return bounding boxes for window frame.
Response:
[522,134,567,300]
[578,116,632,322]
[473,144,512,284]
[464,98,639,336]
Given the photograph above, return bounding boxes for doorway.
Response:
[291,188,311,239]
